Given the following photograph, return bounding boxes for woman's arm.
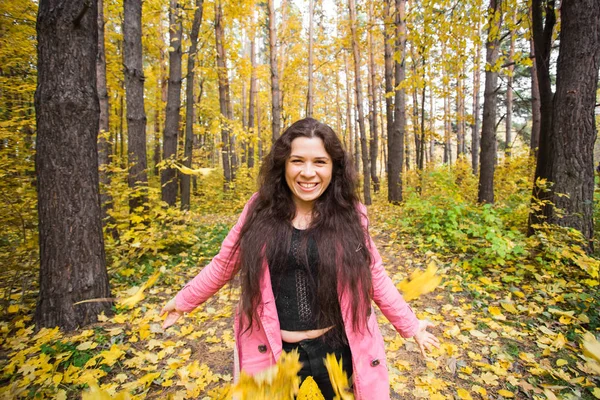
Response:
[161,194,258,329]
[359,203,439,355]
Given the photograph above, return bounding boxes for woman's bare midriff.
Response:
[280,326,334,343]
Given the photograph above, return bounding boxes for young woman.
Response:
[161,118,439,399]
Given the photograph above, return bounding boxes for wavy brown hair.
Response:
[233,118,373,344]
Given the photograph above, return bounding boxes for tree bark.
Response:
[215,0,234,187]
[348,0,371,205]
[344,51,354,155]
[383,0,395,198]
[96,0,113,225]
[367,0,380,193]
[267,0,281,143]
[472,32,481,174]
[180,0,203,210]
[529,0,600,247]
[35,0,112,330]
[528,0,556,229]
[161,0,183,207]
[123,0,148,211]
[528,7,541,156]
[505,9,516,157]
[477,0,503,204]
[389,0,406,203]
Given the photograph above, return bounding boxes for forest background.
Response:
[1,0,600,398]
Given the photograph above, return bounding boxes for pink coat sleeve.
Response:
[175,193,258,312]
[359,203,420,338]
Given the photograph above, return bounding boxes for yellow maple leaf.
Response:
[498,389,514,398]
[500,302,518,314]
[99,344,126,367]
[82,382,131,400]
[591,387,600,399]
[298,376,325,400]
[118,271,161,309]
[397,262,442,301]
[582,332,600,363]
[456,388,473,400]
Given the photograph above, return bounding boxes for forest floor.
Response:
[1,205,599,399]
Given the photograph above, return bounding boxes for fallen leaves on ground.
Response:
[1,204,599,399]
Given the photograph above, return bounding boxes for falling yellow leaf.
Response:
[324,353,354,400]
[456,388,473,400]
[582,332,600,363]
[397,262,442,301]
[118,271,161,309]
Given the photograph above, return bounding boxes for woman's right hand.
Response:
[160,297,184,329]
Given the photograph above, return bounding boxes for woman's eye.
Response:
[291,160,302,164]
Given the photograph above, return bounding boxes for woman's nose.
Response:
[301,163,316,177]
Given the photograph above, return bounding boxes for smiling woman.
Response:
[161,118,439,399]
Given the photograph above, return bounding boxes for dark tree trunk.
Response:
[528,0,556,229]
[267,0,281,143]
[180,0,203,211]
[96,0,114,226]
[35,0,112,330]
[344,51,354,154]
[123,0,148,211]
[529,0,600,247]
[161,0,183,207]
[348,0,371,205]
[383,0,394,178]
[367,0,380,193]
[478,0,502,204]
[215,0,234,187]
[389,0,406,203]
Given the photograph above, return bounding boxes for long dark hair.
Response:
[234,118,373,342]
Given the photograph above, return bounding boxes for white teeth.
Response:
[299,183,318,188]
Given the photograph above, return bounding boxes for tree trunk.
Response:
[306,0,314,117]
[215,0,234,187]
[477,0,503,204]
[457,69,466,157]
[528,0,556,230]
[383,0,396,199]
[96,0,113,225]
[389,0,406,203]
[348,0,371,205]
[161,0,183,207]
[247,9,258,169]
[180,0,203,210]
[123,0,148,211]
[267,0,281,143]
[505,9,516,157]
[367,0,380,193]
[529,9,541,156]
[344,51,354,154]
[472,33,481,174]
[529,0,600,247]
[35,0,112,330]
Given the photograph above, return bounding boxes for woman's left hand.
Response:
[413,319,440,358]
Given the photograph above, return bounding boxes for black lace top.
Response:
[269,227,326,331]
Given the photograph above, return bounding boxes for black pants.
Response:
[282,338,353,399]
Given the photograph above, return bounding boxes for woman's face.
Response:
[285,136,333,210]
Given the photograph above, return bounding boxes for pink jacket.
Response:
[175,194,420,399]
